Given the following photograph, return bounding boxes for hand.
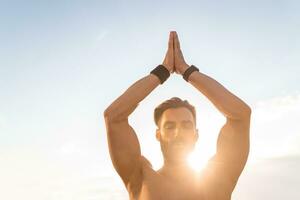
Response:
[162,31,175,73]
[173,31,189,75]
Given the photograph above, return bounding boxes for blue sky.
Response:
[0,0,300,199]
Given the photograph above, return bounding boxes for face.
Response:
[156,107,198,163]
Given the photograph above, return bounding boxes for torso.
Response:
[129,158,233,200]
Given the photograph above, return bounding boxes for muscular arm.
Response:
[104,74,160,187]
[103,32,175,195]
[172,32,251,189]
[188,70,251,189]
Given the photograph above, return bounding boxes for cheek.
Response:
[160,130,174,139]
[185,132,198,143]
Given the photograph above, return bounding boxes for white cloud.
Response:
[253,94,300,122]
[233,155,300,200]
[0,148,115,200]
[249,94,300,161]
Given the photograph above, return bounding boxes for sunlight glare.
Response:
[188,150,212,171]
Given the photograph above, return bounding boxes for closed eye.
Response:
[163,122,175,129]
[182,121,193,129]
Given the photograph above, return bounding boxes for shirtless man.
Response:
[104,31,251,200]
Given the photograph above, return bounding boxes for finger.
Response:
[174,32,181,50]
[168,31,173,49]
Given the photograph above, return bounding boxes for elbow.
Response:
[240,105,252,119]
[103,108,115,122]
[230,105,251,120]
[103,107,127,123]
[103,108,111,118]
[245,105,252,116]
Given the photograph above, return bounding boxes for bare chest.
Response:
[135,171,232,200]
[138,176,203,200]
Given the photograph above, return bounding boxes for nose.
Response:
[174,127,184,139]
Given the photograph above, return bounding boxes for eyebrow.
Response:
[163,120,193,125]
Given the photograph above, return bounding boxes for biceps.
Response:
[105,119,142,184]
[217,127,249,165]
[215,119,250,181]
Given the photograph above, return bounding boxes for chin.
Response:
[166,150,191,163]
[160,142,194,162]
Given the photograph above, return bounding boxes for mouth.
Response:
[171,142,186,148]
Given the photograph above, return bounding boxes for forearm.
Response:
[104,74,160,121]
[188,70,251,120]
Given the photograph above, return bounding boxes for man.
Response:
[104,31,251,200]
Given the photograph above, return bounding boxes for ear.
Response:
[155,129,161,142]
[194,129,199,142]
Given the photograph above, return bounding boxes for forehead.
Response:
[160,107,194,124]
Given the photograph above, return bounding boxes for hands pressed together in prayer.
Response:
[162,31,190,75]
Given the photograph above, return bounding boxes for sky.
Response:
[0,0,300,199]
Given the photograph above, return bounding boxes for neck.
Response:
[158,158,194,180]
[163,158,189,169]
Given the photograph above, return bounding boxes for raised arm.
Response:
[173,32,251,190]
[103,32,175,194]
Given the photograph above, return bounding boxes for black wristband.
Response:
[183,65,199,82]
[150,65,170,84]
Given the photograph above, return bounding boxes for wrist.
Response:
[182,65,199,82]
[179,63,190,75]
[150,64,170,84]
[162,63,173,73]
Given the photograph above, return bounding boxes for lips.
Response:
[172,142,185,148]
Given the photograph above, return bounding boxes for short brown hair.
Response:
[154,97,196,127]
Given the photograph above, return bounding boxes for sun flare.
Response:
[188,151,210,171]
